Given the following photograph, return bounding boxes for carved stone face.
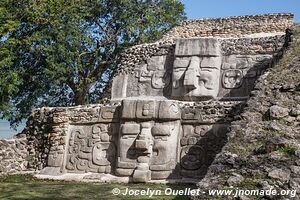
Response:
[172,38,222,100]
[116,99,181,182]
[172,56,221,100]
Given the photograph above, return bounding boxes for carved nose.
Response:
[183,56,200,89]
[135,139,149,151]
[135,130,151,153]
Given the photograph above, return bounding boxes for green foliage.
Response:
[0,0,186,127]
[276,145,296,156]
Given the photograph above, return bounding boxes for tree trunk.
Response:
[74,88,88,105]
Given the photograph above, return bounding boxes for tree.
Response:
[0,0,186,127]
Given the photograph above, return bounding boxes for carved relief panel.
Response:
[65,124,117,174]
[219,55,273,99]
[122,55,173,98]
[179,124,229,179]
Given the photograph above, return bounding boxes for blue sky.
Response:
[182,0,300,22]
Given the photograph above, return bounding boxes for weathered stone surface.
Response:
[291,165,300,175]
[227,174,245,186]
[175,38,220,56]
[268,168,291,182]
[158,101,181,120]
[172,40,222,100]
[290,105,300,116]
[269,105,290,119]
[0,14,295,188]
[111,74,128,99]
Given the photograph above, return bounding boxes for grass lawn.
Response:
[0,174,195,200]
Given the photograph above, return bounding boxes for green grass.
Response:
[0,174,195,200]
[276,145,296,156]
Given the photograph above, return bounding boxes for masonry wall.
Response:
[163,13,293,39]
[112,14,293,97]
[0,14,294,182]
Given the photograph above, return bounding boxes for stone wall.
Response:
[0,134,28,173]
[163,13,293,39]
[4,100,245,182]
[115,13,293,75]
[0,13,295,184]
[0,107,69,173]
[112,36,287,101]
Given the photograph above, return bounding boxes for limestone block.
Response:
[117,160,137,169]
[96,166,106,173]
[151,124,171,136]
[39,167,62,175]
[158,101,181,120]
[105,166,111,173]
[119,137,137,164]
[133,169,151,183]
[182,107,202,121]
[150,121,180,174]
[138,64,152,82]
[175,38,221,56]
[172,68,185,93]
[118,122,139,171]
[182,125,194,137]
[99,106,119,122]
[100,133,109,142]
[147,56,166,71]
[126,74,139,97]
[111,74,128,99]
[201,57,222,68]
[115,168,134,176]
[173,57,190,68]
[136,100,156,119]
[120,124,140,135]
[121,100,136,119]
[222,69,243,89]
[47,152,64,167]
[150,162,174,171]
[76,160,89,171]
[136,122,152,153]
[151,171,172,180]
[137,156,150,163]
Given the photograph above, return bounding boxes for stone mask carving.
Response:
[116,100,181,182]
[172,56,221,100]
[172,38,221,100]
